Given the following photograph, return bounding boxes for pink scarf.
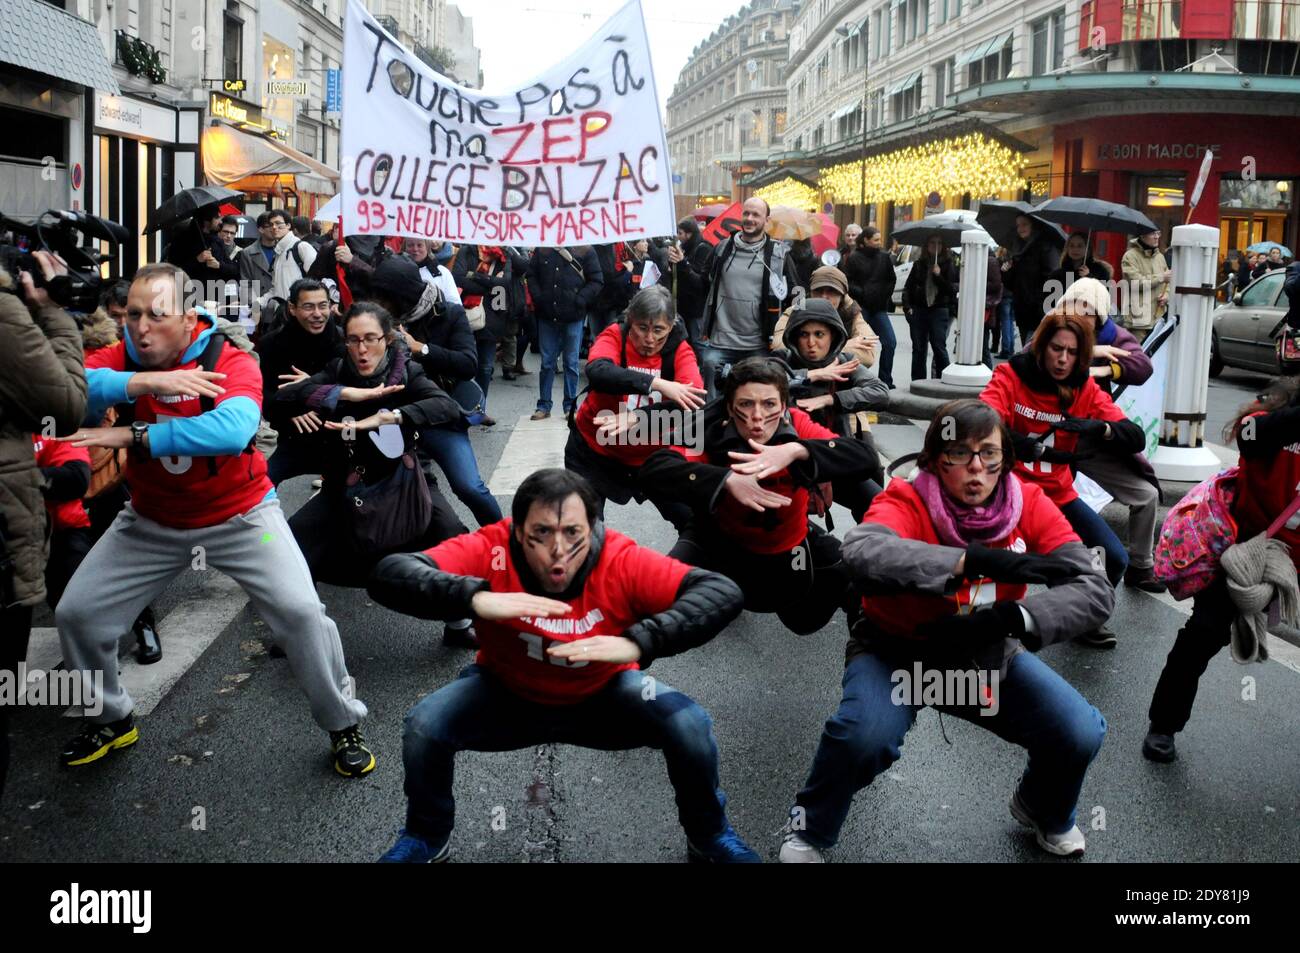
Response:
[912,469,1023,548]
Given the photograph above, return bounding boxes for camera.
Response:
[0,209,128,313]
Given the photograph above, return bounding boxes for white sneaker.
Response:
[1009,790,1085,857]
[778,832,827,863]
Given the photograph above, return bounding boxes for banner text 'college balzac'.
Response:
[341,0,676,247]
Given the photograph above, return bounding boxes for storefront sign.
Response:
[1098,142,1220,162]
[267,80,309,98]
[326,69,342,114]
[94,93,177,143]
[210,93,264,126]
[223,79,247,93]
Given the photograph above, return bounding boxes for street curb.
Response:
[887,390,951,421]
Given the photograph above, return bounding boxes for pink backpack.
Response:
[1153,467,1240,601]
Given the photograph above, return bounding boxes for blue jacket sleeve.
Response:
[86,367,135,417]
[148,395,260,457]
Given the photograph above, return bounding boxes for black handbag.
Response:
[343,450,433,556]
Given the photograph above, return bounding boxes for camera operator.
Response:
[0,249,88,802]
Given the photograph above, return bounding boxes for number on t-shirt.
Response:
[1021,431,1054,475]
[154,412,192,475]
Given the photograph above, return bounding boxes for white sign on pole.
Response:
[1074,316,1172,512]
[341,0,675,247]
[267,80,310,97]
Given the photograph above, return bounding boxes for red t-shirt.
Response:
[669,407,837,554]
[31,435,91,531]
[1235,412,1300,568]
[981,363,1128,505]
[574,324,703,467]
[86,326,272,529]
[860,476,1079,638]
[424,521,693,705]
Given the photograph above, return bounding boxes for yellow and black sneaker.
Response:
[62,714,139,767]
[330,726,376,778]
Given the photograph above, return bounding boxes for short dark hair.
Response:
[100,279,131,310]
[343,300,396,339]
[267,208,291,226]
[220,215,240,230]
[256,211,274,228]
[511,468,600,528]
[858,225,880,249]
[918,399,1016,473]
[724,356,790,408]
[292,215,310,234]
[288,277,326,305]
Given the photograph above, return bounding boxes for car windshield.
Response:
[1241,272,1284,307]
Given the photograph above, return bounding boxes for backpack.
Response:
[85,405,128,500]
[1153,467,1240,600]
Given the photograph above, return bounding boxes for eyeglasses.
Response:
[345,333,385,348]
[941,446,1004,468]
[295,302,330,314]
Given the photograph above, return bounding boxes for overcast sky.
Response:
[471,0,750,116]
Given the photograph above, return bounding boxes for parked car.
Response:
[1210,269,1300,376]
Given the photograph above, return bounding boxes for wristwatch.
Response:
[419,343,430,356]
[390,408,403,426]
[131,420,149,454]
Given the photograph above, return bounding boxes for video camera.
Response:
[0,209,128,313]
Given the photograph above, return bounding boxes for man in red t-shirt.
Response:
[52,263,371,778]
[367,468,759,863]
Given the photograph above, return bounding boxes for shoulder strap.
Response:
[1265,492,1300,538]
[290,240,306,273]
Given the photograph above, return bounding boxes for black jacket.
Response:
[452,245,529,341]
[167,226,239,283]
[255,317,344,436]
[843,246,896,313]
[366,530,744,669]
[1048,256,1113,297]
[673,220,715,325]
[274,348,462,498]
[1004,234,1059,316]
[527,246,604,324]
[903,255,958,312]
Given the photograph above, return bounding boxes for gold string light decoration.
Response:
[818,133,1027,204]
[754,177,821,211]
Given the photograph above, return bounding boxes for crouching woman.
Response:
[779,399,1113,861]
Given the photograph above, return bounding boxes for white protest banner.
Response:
[341,0,675,247]
[1073,316,1172,512]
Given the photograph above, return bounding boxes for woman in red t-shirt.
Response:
[640,357,876,635]
[1144,379,1300,763]
[567,286,706,531]
[981,307,1146,649]
[779,399,1112,862]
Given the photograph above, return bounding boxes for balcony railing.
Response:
[115,30,166,84]
[376,15,399,36]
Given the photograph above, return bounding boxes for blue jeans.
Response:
[792,649,1106,848]
[1060,496,1128,587]
[402,665,730,845]
[474,334,496,410]
[266,435,330,487]
[998,293,1017,355]
[419,426,502,527]
[863,310,897,387]
[536,319,584,413]
[697,343,768,401]
[906,306,951,382]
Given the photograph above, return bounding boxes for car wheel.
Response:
[1209,336,1224,377]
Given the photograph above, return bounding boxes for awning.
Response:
[201,122,339,196]
[0,0,118,93]
[961,30,1014,67]
[831,102,859,121]
[887,70,921,97]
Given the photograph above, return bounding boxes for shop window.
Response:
[1133,40,1192,71]
[0,105,64,162]
[1220,178,1296,211]
[1235,40,1300,75]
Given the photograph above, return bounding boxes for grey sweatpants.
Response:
[56,497,366,731]
[1076,452,1158,568]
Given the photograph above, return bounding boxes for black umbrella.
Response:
[893,213,990,249]
[1031,196,1157,237]
[976,199,1066,248]
[144,185,243,234]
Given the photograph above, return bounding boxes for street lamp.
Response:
[834,20,869,219]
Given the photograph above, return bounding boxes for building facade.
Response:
[761,0,1300,270]
[444,3,483,88]
[665,0,799,215]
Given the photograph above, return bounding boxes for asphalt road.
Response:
[3,320,1297,863]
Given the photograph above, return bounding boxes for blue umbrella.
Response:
[1247,240,1292,257]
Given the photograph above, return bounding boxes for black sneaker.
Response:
[133,607,161,665]
[1142,729,1177,763]
[1075,626,1118,650]
[442,624,479,649]
[330,725,376,778]
[62,714,139,767]
[1124,565,1168,594]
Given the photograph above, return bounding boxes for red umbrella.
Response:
[809,214,840,257]
[218,202,242,216]
[693,203,728,222]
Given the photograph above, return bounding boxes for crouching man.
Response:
[367,468,758,862]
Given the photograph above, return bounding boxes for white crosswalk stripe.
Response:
[486,413,570,496]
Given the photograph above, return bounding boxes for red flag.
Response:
[335,217,353,310]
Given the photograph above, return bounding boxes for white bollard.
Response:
[941,228,997,387]
[1149,223,1223,482]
